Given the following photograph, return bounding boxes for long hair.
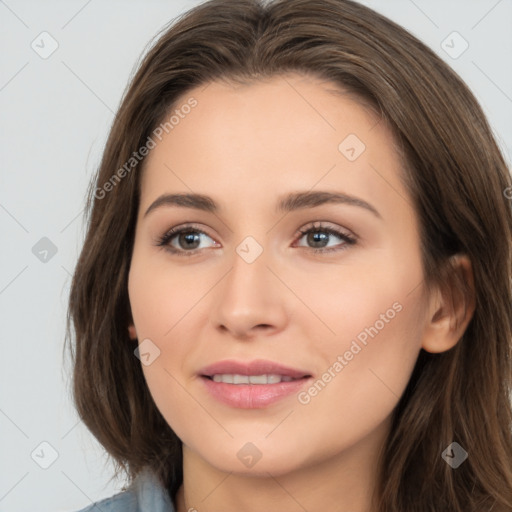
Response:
[66,0,512,510]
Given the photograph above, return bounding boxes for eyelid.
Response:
[293,221,355,240]
[156,221,358,256]
[156,223,218,252]
[292,221,357,252]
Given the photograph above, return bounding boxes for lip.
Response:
[198,359,312,409]
[199,359,311,379]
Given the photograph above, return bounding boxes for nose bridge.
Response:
[224,235,273,307]
[212,234,288,336]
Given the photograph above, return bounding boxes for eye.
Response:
[294,222,357,253]
[156,221,357,257]
[156,224,219,257]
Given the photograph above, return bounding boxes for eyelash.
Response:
[156,222,358,257]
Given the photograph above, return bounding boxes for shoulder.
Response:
[74,487,137,512]
[72,468,176,512]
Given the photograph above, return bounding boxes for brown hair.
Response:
[66,0,512,510]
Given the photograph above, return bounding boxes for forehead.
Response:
[139,73,407,217]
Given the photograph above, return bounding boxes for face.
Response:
[128,73,430,477]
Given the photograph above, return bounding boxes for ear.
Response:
[421,254,475,354]
[128,323,137,340]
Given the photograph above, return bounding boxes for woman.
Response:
[67,0,512,510]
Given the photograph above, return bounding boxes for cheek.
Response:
[128,259,203,442]
[288,247,424,356]
[291,251,426,425]
[296,276,426,443]
[127,252,219,429]
[128,248,215,339]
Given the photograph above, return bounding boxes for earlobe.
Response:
[128,323,137,340]
[421,254,475,354]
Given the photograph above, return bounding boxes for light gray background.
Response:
[0,1,511,511]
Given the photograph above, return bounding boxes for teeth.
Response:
[211,374,297,384]
[249,375,267,384]
[266,374,281,384]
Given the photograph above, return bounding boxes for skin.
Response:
[127,73,474,512]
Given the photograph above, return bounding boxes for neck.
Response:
[174,415,390,512]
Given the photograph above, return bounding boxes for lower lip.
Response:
[200,376,311,408]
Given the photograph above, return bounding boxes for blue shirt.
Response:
[75,469,176,512]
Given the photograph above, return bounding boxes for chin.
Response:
[191,437,317,477]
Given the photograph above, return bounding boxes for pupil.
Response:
[180,232,200,249]
[309,231,328,247]
[177,231,330,250]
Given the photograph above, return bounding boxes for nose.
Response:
[211,245,289,340]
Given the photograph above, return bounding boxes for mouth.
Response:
[198,359,312,408]
[205,374,302,384]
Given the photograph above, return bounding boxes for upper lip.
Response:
[199,359,312,379]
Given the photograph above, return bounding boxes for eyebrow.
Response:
[144,190,381,219]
